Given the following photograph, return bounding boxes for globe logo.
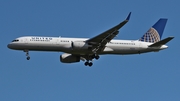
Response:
[139,28,160,43]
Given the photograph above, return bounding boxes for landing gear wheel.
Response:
[95,55,100,60]
[84,62,89,66]
[27,56,30,60]
[89,62,93,67]
[84,61,93,67]
[92,54,100,60]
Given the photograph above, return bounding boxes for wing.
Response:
[86,12,131,53]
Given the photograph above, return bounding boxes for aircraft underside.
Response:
[8,42,157,67]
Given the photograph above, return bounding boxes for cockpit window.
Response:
[12,39,19,42]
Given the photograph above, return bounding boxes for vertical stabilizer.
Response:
[139,19,167,43]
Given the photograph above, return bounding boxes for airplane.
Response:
[7,12,174,67]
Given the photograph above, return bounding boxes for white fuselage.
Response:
[7,36,168,55]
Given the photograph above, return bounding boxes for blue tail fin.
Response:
[139,19,168,43]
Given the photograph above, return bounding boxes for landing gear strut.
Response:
[24,50,30,60]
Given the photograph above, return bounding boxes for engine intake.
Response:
[60,53,80,63]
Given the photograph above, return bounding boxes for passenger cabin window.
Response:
[12,39,19,42]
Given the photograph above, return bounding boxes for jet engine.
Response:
[60,53,80,63]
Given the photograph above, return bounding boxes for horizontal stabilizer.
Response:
[148,36,174,47]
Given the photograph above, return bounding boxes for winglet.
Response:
[126,12,131,21]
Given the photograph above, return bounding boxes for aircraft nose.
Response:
[7,43,13,49]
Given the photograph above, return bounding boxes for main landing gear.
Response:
[24,50,30,60]
[84,54,100,67]
[84,61,93,67]
[93,55,99,60]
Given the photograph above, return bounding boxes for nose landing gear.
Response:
[24,50,30,60]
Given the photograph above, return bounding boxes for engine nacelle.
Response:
[72,41,91,50]
[60,53,80,63]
